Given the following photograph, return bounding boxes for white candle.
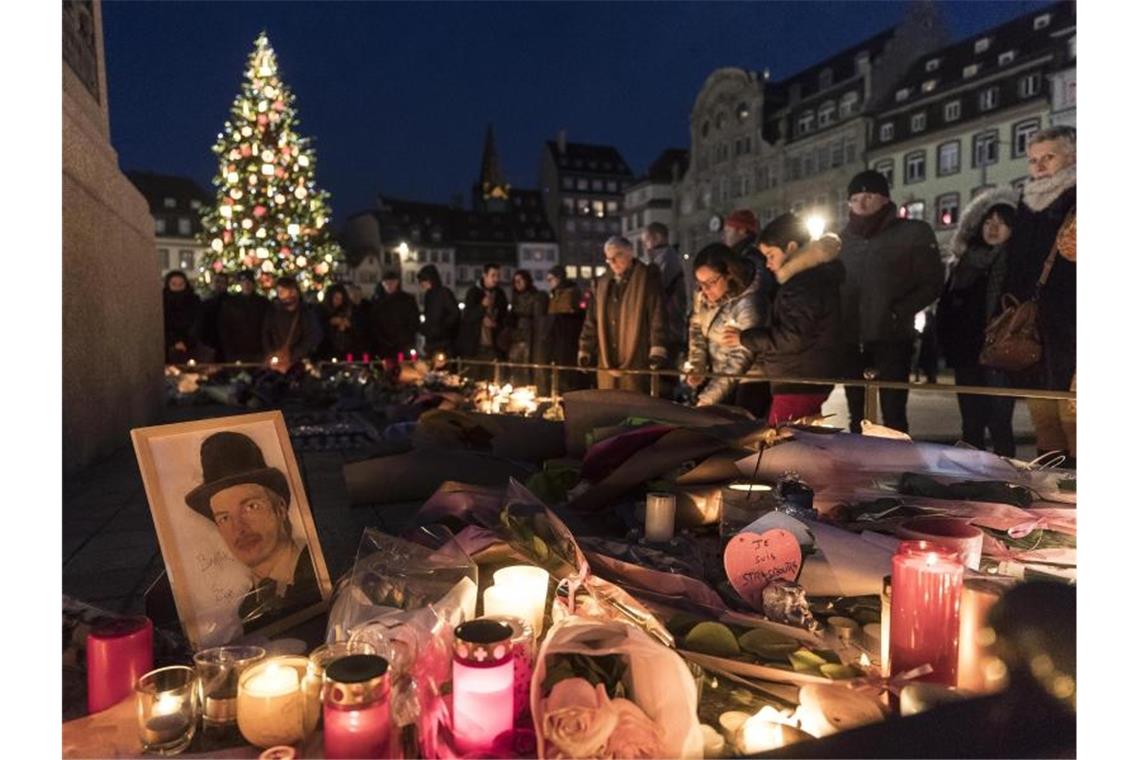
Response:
[700,724,725,758]
[739,716,786,754]
[238,660,306,748]
[492,566,550,636]
[644,492,676,543]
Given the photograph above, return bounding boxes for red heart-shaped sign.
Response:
[724,528,802,610]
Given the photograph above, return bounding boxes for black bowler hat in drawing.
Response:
[185,432,291,518]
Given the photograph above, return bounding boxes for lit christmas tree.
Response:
[198,32,342,293]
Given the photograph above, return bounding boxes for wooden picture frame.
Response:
[131,411,332,649]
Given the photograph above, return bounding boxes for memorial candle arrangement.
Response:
[322,654,392,760]
[193,645,265,731]
[889,541,964,687]
[485,615,536,720]
[135,665,199,756]
[719,481,778,544]
[644,492,677,543]
[488,565,550,636]
[237,656,316,748]
[87,615,153,714]
[451,619,515,755]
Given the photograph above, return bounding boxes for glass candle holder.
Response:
[491,565,550,636]
[136,665,198,756]
[323,654,392,760]
[307,640,377,709]
[87,616,153,714]
[452,619,515,755]
[194,645,266,730]
[889,541,964,687]
[719,481,778,545]
[644,492,677,543]
[485,615,536,721]
[237,656,318,748]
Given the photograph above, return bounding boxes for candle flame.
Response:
[859,652,871,667]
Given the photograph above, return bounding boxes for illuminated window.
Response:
[936,193,960,228]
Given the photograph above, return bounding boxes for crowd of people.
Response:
[164,126,1076,466]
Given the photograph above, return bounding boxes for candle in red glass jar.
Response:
[322,654,391,760]
[889,541,964,687]
[452,619,515,754]
[86,616,153,714]
[345,353,354,363]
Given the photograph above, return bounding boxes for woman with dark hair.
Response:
[936,189,1020,456]
[685,243,764,409]
[543,265,585,391]
[318,283,362,360]
[417,264,460,357]
[163,269,201,364]
[507,270,548,385]
[723,212,845,425]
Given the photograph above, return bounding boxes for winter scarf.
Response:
[845,201,897,239]
[1021,164,1077,213]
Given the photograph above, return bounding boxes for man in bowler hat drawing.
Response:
[185,431,319,630]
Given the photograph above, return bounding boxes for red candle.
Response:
[86,616,153,714]
[345,353,354,363]
[363,353,372,364]
[889,541,963,687]
[322,655,391,759]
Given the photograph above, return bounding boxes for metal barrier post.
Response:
[863,368,880,425]
[493,360,502,386]
[456,357,463,377]
[550,362,559,402]
[650,369,660,398]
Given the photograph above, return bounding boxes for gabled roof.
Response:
[774,27,895,100]
[545,140,634,177]
[125,171,210,213]
[642,149,689,184]
[881,0,1073,109]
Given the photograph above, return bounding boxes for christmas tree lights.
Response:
[198,32,342,293]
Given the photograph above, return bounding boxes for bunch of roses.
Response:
[540,677,663,759]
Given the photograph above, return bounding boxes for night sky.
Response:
[103,0,1055,225]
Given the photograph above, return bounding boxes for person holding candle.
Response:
[185,431,320,632]
[722,213,844,425]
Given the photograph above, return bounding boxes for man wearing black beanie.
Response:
[838,169,943,433]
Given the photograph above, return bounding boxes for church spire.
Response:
[479,123,510,202]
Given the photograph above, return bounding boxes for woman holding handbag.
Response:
[937,190,1019,456]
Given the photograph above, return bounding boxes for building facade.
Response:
[539,133,633,285]
[865,1,1075,251]
[622,148,688,258]
[126,171,211,279]
[676,3,946,250]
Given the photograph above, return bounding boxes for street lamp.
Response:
[396,241,409,260]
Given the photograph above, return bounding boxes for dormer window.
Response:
[163,197,176,209]
[922,79,938,93]
[925,58,941,72]
[999,50,1016,66]
[1034,13,1051,30]
[974,37,991,54]
[819,68,833,89]
[895,87,910,102]
[963,64,980,79]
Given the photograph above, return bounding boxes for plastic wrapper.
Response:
[531,615,704,759]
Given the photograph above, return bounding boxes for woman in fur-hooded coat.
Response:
[935,188,1020,456]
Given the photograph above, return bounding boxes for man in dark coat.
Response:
[219,270,271,363]
[640,223,689,380]
[458,264,509,374]
[1001,126,1077,464]
[417,265,460,359]
[368,270,420,361]
[578,236,668,393]
[261,276,323,370]
[163,270,200,364]
[838,170,944,433]
[196,273,229,361]
[184,431,321,633]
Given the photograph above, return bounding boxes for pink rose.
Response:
[604,699,663,759]
[541,678,618,759]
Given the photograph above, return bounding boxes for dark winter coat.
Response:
[319,302,363,360]
[458,283,509,357]
[543,284,584,368]
[163,289,201,363]
[578,259,668,391]
[643,244,689,357]
[1002,185,1076,391]
[420,286,461,355]
[936,189,1019,369]
[742,242,846,395]
[262,300,324,364]
[196,293,227,358]
[508,287,548,364]
[839,209,943,346]
[218,292,270,363]
[369,289,420,358]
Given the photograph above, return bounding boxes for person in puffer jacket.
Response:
[724,213,845,425]
[685,243,764,409]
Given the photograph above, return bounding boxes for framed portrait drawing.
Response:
[131,411,332,649]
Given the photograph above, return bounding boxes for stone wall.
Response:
[63,0,163,474]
